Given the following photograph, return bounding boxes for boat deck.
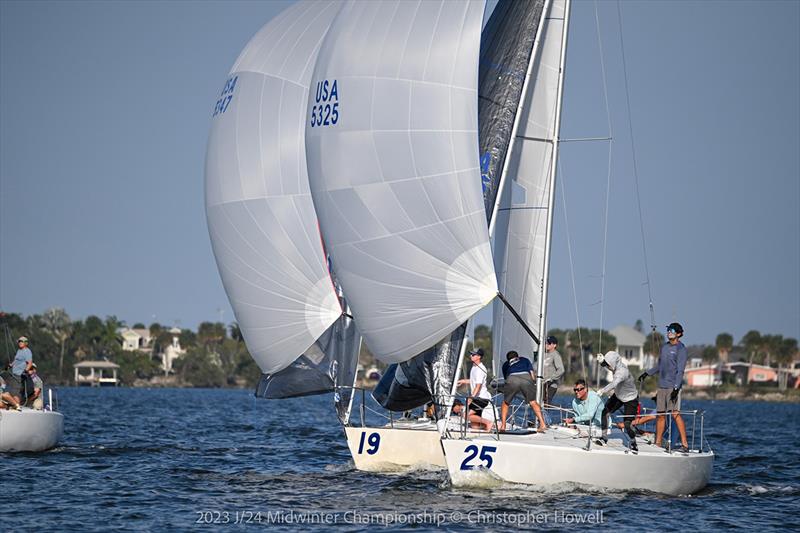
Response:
[457,425,703,458]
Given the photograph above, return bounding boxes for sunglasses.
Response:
[667,328,677,333]
[573,387,585,392]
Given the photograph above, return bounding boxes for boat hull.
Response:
[344,424,445,471]
[0,409,64,452]
[441,428,714,496]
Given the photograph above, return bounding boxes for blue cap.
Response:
[546,335,558,345]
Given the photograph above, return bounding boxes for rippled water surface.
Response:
[3,388,798,531]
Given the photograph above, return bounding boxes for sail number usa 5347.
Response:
[310,79,338,127]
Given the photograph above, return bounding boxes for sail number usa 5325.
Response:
[310,79,338,127]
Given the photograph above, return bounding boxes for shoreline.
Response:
[56,380,800,403]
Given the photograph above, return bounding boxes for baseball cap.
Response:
[470,348,484,357]
[546,335,558,345]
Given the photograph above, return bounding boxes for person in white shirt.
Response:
[457,349,494,431]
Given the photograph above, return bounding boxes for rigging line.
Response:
[593,0,614,360]
[616,0,657,332]
[557,155,587,382]
[496,292,540,346]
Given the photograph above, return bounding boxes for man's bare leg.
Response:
[673,411,689,448]
[530,401,548,431]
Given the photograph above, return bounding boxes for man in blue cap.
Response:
[639,323,690,452]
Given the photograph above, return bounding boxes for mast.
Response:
[536,0,571,405]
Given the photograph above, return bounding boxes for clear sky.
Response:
[1,0,798,346]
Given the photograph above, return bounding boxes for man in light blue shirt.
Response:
[12,336,34,377]
[565,379,604,427]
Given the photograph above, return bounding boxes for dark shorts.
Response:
[504,374,537,403]
[468,397,489,416]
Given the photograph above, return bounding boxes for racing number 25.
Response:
[460,445,497,470]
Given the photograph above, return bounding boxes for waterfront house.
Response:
[119,327,153,353]
[610,325,654,371]
[724,362,778,385]
[684,359,722,387]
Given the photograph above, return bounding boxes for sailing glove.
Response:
[670,388,680,402]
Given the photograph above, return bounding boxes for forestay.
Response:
[306,0,497,363]
[205,1,344,375]
[489,0,567,373]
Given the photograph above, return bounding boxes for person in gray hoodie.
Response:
[595,351,639,452]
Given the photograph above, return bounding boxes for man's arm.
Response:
[553,352,565,381]
[674,345,688,389]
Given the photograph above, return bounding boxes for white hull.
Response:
[442,426,713,496]
[344,422,445,471]
[0,408,64,452]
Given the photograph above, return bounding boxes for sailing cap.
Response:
[17,336,28,343]
[546,335,558,345]
[470,348,484,357]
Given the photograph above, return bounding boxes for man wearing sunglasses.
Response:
[638,322,690,453]
[564,379,603,428]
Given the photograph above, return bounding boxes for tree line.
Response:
[0,309,260,388]
[2,309,796,389]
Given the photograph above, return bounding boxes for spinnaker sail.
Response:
[305,0,497,364]
[205,0,360,413]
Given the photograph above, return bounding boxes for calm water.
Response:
[2,388,798,531]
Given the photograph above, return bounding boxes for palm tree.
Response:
[741,330,761,384]
[715,333,733,363]
[774,337,798,390]
[41,307,72,380]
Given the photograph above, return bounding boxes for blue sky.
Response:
[1,0,797,346]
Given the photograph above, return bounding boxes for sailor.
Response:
[26,363,44,410]
[540,335,565,404]
[595,351,639,453]
[457,348,494,431]
[12,336,34,377]
[3,336,32,409]
[499,350,548,432]
[639,322,690,452]
[0,370,23,411]
[564,379,604,427]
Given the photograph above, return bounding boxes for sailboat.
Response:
[435,0,714,495]
[207,0,714,493]
[0,404,63,452]
[0,326,63,452]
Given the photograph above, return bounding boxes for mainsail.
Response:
[205,0,360,416]
[490,0,568,377]
[305,0,497,364]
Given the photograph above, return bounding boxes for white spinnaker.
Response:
[492,0,567,372]
[305,0,496,364]
[205,1,344,375]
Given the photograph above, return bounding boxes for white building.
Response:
[162,327,186,373]
[119,328,153,352]
[610,325,654,371]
